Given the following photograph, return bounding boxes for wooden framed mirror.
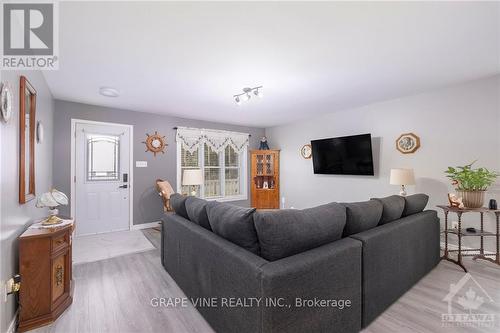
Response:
[19,76,36,204]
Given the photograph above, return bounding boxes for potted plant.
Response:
[445,161,499,208]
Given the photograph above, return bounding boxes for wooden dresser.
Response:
[18,222,74,332]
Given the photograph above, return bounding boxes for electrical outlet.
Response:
[6,278,14,295]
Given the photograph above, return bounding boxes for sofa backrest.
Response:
[253,203,346,261]
[341,201,383,237]
[402,194,429,217]
[206,201,260,255]
[170,193,189,219]
[168,193,430,261]
[370,195,405,225]
[185,196,212,230]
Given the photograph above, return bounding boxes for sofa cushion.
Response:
[370,195,405,225]
[402,194,429,217]
[254,203,346,261]
[170,193,189,219]
[342,200,383,236]
[206,202,259,255]
[185,196,211,230]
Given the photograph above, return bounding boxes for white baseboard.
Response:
[131,221,161,230]
[7,309,18,333]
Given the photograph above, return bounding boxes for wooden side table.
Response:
[438,205,500,272]
[18,218,75,332]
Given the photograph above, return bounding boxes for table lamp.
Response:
[182,169,203,196]
[36,188,69,225]
[390,168,415,196]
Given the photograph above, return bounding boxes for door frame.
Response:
[70,119,134,231]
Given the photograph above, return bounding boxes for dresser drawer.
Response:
[52,233,69,253]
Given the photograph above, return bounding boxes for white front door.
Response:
[75,122,131,236]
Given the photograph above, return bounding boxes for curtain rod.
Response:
[173,126,252,137]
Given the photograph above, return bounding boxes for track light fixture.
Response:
[233,86,263,104]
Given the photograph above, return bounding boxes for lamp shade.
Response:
[390,168,415,185]
[182,169,203,186]
[36,189,68,208]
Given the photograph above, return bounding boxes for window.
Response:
[204,143,221,197]
[176,128,248,202]
[225,145,240,196]
[180,146,200,195]
[87,134,120,181]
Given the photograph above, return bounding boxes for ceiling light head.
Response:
[99,87,120,97]
[254,88,263,98]
[234,96,241,105]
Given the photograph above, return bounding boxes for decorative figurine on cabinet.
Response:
[259,136,270,150]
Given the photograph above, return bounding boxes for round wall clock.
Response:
[0,82,13,123]
[143,131,167,156]
[300,144,312,159]
[396,133,420,154]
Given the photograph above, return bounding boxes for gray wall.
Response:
[0,71,54,333]
[266,75,500,251]
[53,100,265,225]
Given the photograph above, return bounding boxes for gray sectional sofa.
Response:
[161,194,440,333]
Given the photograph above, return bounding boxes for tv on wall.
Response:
[311,134,374,175]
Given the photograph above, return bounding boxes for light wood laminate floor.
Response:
[29,229,499,333]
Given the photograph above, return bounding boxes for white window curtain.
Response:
[176,127,250,154]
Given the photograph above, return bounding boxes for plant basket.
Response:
[456,190,485,209]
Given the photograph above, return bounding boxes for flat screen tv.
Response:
[311,134,374,175]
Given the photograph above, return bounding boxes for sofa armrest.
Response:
[350,210,440,326]
[162,213,268,333]
[259,238,362,333]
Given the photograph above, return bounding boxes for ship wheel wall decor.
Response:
[143,131,167,156]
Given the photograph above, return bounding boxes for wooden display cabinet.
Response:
[250,150,280,209]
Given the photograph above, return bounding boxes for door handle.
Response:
[118,185,128,189]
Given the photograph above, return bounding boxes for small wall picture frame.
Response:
[300,144,312,159]
[396,133,420,154]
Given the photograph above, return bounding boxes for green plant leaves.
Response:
[445,161,499,191]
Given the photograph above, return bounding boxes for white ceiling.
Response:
[44,1,500,128]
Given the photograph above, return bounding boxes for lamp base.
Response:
[399,185,407,197]
[190,185,198,197]
[41,215,63,226]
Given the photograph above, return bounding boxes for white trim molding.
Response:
[6,309,18,333]
[131,221,161,230]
